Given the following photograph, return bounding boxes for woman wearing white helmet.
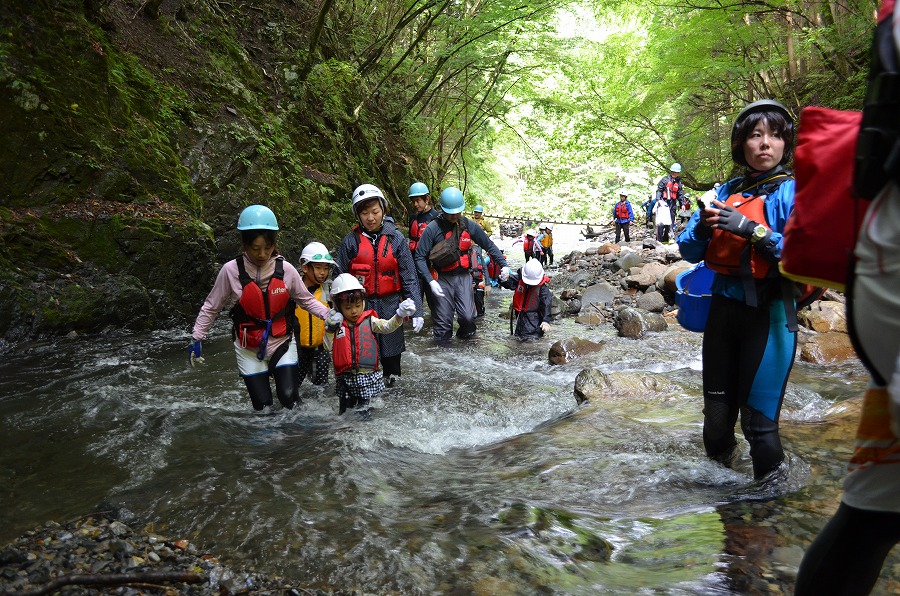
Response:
[499,259,553,339]
[323,273,416,415]
[190,205,331,412]
[335,184,424,387]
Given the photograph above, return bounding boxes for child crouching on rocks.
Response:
[500,259,553,340]
[324,273,417,416]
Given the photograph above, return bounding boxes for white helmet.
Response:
[351,184,387,214]
[525,228,537,237]
[332,273,365,296]
[521,259,545,286]
[544,223,553,230]
[300,241,335,265]
[670,162,682,173]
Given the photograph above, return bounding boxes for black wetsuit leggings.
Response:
[702,295,795,479]
[795,503,900,595]
[243,364,300,411]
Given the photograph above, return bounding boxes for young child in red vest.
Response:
[324,273,416,416]
[500,259,553,339]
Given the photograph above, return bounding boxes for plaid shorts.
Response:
[335,370,384,414]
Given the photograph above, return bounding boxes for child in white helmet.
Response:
[324,273,417,416]
[499,259,553,340]
[295,241,336,387]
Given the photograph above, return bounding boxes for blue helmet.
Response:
[237,205,279,230]
[408,182,429,197]
[473,204,484,213]
[440,187,465,214]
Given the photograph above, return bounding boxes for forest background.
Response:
[0,0,876,346]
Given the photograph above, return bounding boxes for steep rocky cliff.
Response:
[0,0,423,350]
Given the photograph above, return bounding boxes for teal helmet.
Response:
[237,205,279,230]
[408,182,429,197]
[440,187,465,214]
[473,204,484,213]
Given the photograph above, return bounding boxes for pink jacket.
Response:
[192,254,330,357]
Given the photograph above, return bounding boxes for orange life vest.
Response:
[331,310,380,375]
[512,276,549,313]
[437,227,473,272]
[705,193,774,279]
[540,230,553,248]
[230,257,293,357]
[349,229,402,297]
[615,202,630,220]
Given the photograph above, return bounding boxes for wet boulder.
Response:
[800,331,857,363]
[614,306,668,338]
[798,301,847,333]
[661,262,691,293]
[548,337,605,365]
[574,369,684,403]
[575,310,604,325]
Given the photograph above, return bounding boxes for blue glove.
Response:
[325,309,344,332]
[715,203,756,238]
[189,340,204,367]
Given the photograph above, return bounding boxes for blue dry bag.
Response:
[675,262,715,332]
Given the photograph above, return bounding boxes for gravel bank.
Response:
[0,513,336,595]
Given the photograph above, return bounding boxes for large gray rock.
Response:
[613,250,642,272]
[635,291,666,313]
[579,282,618,313]
[614,306,668,338]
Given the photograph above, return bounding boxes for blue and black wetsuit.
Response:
[677,168,796,479]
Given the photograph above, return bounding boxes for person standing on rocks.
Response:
[414,187,509,346]
[613,191,634,243]
[653,195,673,243]
[189,205,331,411]
[676,99,798,480]
[656,162,685,227]
[335,184,424,388]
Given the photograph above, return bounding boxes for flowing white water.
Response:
[0,233,891,593]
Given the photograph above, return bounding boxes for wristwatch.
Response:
[750,224,768,243]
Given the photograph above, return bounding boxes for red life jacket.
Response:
[229,256,293,356]
[409,216,430,252]
[331,310,380,375]
[438,227,473,272]
[705,193,774,279]
[664,178,681,201]
[487,255,501,279]
[615,202,630,220]
[512,276,549,313]
[350,228,402,297]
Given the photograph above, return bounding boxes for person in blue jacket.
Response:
[676,99,797,480]
[612,191,634,242]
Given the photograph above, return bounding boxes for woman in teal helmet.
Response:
[190,205,331,411]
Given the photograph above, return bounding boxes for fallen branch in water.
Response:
[17,570,205,596]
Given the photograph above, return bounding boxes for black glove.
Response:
[716,204,757,238]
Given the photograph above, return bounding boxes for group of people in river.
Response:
[189,182,559,417]
[188,77,900,589]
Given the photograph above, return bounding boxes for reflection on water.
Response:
[0,280,893,593]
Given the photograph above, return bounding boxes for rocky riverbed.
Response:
[0,512,336,595]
